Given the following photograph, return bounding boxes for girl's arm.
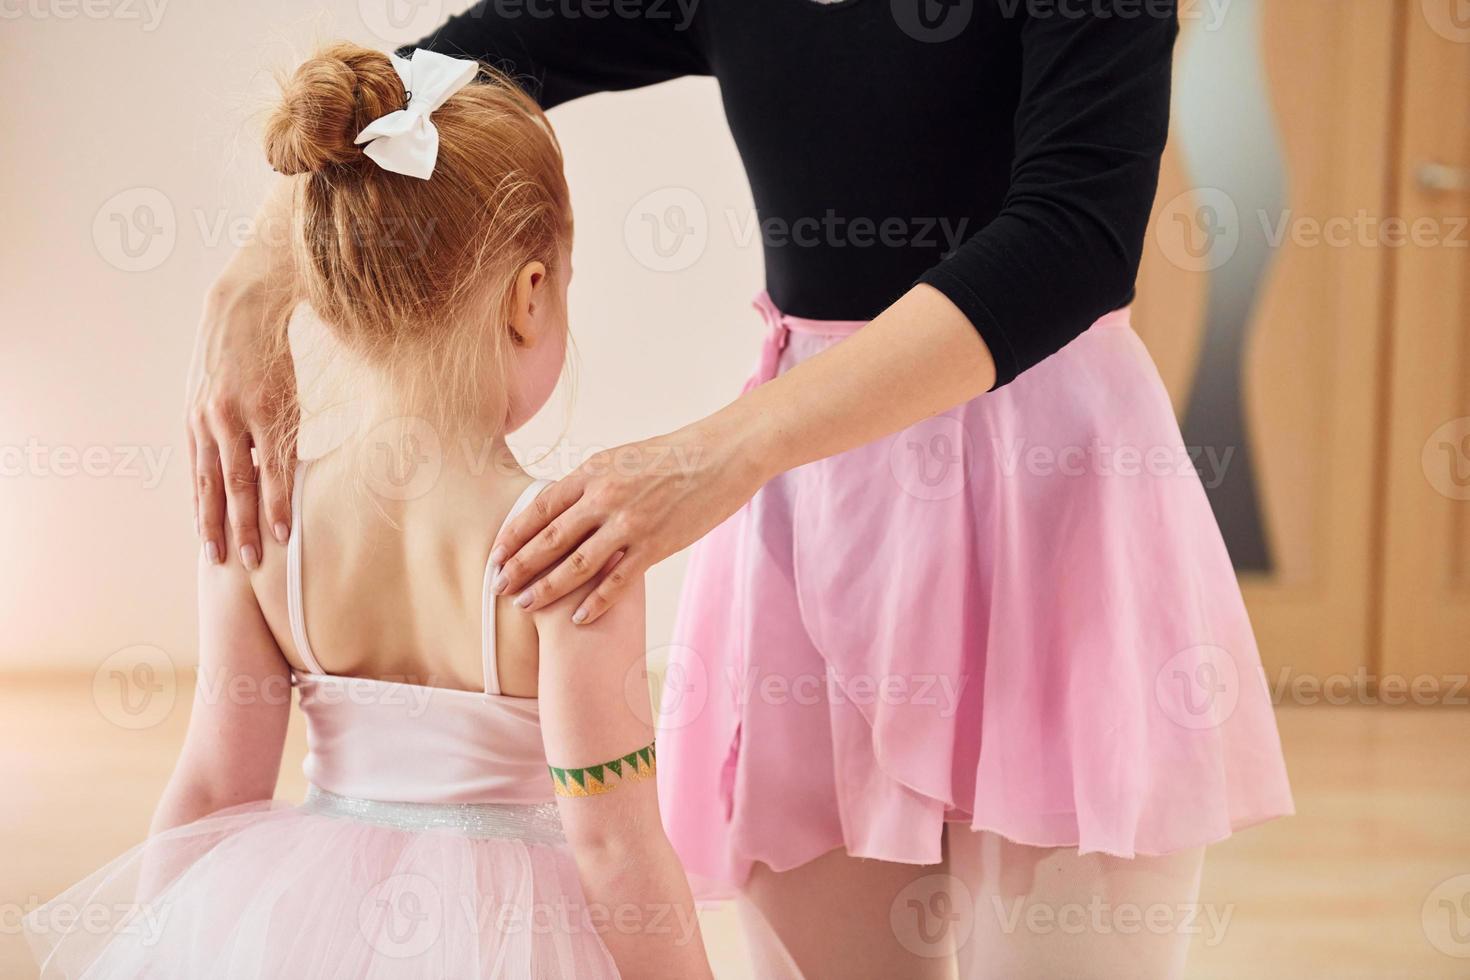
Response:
[532,578,712,980]
[150,550,292,834]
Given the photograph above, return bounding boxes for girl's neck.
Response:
[340,408,528,510]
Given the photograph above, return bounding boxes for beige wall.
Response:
[1,2,762,671]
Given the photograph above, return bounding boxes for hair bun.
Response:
[265,43,405,176]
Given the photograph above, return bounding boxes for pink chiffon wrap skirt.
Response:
[657,292,1294,896]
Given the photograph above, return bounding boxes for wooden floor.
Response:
[2,674,1467,978]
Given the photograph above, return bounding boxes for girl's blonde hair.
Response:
[262,42,572,466]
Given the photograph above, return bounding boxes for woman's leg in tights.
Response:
[739,846,959,980]
[736,832,1204,979]
[946,827,1207,980]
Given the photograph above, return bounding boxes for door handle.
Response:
[1416,162,1470,193]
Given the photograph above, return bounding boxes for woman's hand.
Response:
[491,418,774,625]
[187,183,298,568]
[494,284,994,624]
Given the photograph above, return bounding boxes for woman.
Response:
[189,3,1293,976]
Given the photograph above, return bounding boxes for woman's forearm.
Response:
[491,284,1000,623]
[197,180,297,353]
[208,180,296,305]
[707,283,997,482]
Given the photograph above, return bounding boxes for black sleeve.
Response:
[402,1,709,109]
[918,2,1178,388]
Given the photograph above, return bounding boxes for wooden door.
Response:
[1131,0,1403,685]
[1378,0,1470,685]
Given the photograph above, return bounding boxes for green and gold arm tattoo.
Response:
[549,741,656,798]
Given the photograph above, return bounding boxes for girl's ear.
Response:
[507,260,550,347]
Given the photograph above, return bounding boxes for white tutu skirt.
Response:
[25,791,618,979]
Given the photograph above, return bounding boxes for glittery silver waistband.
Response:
[300,787,566,845]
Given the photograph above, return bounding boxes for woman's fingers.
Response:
[252,426,294,547]
[570,548,641,626]
[186,427,200,534]
[217,418,262,570]
[193,434,227,565]
[496,500,598,599]
[490,475,584,575]
[513,529,626,612]
[257,356,299,546]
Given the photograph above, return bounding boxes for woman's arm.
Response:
[150,551,292,833]
[532,579,712,979]
[404,0,707,109]
[495,283,994,623]
[916,0,1178,386]
[187,180,298,571]
[492,4,1178,622]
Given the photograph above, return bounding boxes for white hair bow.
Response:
[354,49,479,180]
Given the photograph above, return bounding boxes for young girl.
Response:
[27,43,710,979]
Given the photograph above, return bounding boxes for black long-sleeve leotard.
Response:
[406,0,1177,388]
